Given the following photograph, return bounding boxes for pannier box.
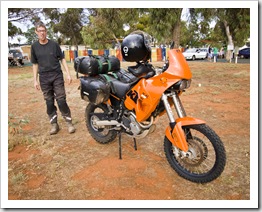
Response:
[80,76,110,105]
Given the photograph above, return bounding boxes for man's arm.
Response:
[61,58,72,84]
[32,63,40,90]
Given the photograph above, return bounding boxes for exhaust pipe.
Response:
[95,120,120,126]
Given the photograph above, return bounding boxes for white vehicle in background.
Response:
[182,48,207,60]
[8,48,24,66]
[199,48,209,58]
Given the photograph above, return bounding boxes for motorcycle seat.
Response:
[100,74,133,99]
[128,63,156,79]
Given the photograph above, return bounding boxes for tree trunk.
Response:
[172,21,181,49]
[223,20,234,61]
[172,10,182,49]
[112,33,121,49]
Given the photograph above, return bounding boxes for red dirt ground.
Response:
[6,60,251,206]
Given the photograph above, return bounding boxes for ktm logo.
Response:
[127,90,138,103]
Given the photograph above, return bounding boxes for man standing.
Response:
[213,46,218,63]
[31,22,76,135]
[208,45,212,61]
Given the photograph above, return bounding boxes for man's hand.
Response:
[61,58,73,85]
[32,64,40,90]
[34,80,40,90]
[67,74,72,85]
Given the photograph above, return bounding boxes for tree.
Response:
[8,8,44,38]
[146,8,183,48]
[52,8,85,49]
[8,8,43,23]
[81,8,139,49]
[128,11,150,34]
[8,8,62,43]
[180,20,195,47]
[8,21,22,38]
[189,8,250,60]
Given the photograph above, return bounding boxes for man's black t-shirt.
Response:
[31,39,64,73]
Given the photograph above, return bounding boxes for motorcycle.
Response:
[75,47,226,183]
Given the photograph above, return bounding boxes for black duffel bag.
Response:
[80,76,110,105]
[96,55,121,74]
[74,55,120,77]
[74,56,99,76]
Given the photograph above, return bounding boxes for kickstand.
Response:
[118,133,138,160]
[133,138,137,151]
[118,132,122,160]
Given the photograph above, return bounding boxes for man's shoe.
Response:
[67,122,76,134]
[50,123,59,135]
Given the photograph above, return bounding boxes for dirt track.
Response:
[7,60,250,204]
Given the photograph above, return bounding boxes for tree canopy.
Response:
[189,8,250,59]
[146,8,183,48]
[81,8,139,49]
[8,8,250,58]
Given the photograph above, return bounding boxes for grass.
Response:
[30,98,39,103]
[232,71,250,78]
[210,91,221,95]
[8,72,33,80]
[10,172,28,185]
[8,114,32,150]
[8,135,34,151]
[8,114,30,134]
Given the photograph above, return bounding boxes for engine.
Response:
[122,111,155,138]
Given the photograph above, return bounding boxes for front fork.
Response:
[161,92,187,120]
[162,92,205,152]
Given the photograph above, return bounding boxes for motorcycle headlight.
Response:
[174,79,191,90]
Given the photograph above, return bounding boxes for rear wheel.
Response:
[164,124,226,183]
[85,103,117,144]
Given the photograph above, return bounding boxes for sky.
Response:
[9,22,31,44]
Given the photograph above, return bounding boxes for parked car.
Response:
[199,48,209,58]
[182,48,207,60]
[238,48,250,59]
[8,49,24,65]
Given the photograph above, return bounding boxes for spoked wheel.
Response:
[85,103,117,144]
[164,124,226,183]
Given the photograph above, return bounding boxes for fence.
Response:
[63,47,169,62]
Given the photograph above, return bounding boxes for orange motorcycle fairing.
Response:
[124,49,192,122]
[165,117,206,152]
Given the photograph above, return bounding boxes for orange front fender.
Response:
[165,117,206,152]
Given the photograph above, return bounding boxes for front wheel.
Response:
[85,103,117,144]
[164,124,226,183]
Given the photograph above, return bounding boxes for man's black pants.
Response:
[39,71,72,124]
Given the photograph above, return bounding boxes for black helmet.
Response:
[121,31,151,62]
